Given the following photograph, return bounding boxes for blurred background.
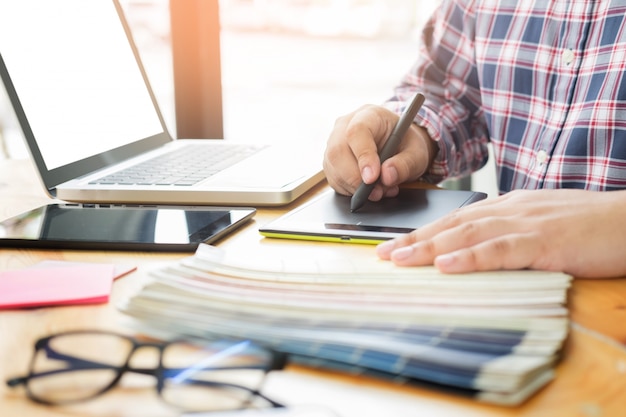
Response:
[0,0,497,196]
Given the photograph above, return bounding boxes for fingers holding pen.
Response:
[345,106,396,181]
[323,120,362,196]
[379,124,434,187]
[324,101,434,202]
[347,112,433,204]
[324,105,390,196]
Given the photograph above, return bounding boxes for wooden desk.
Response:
[1,158,625,417]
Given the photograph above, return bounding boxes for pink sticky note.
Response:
[0,265,116,309]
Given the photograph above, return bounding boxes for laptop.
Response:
[0,1,325,206]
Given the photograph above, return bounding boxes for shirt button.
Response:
[562,49,575,65]
[536,149,548,164]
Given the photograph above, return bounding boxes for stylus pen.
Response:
[350,92,426,212]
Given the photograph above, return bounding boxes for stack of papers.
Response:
[119,244,572,406]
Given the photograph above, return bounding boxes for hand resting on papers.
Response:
[376,189,626,278]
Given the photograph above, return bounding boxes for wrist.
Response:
[413,124,439,177]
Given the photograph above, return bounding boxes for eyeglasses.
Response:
[6,330,286,413]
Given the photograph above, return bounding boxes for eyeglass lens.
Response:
[28,332,133,403]
[25,332,274,412]
[161,340,272,412]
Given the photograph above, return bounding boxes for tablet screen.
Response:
[0,204,255,251]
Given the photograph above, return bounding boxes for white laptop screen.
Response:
[0,1,163,170]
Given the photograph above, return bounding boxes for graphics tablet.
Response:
[259,188,487,244]
[0,204,255,251]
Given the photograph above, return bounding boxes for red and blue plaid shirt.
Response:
[386,0,626,193]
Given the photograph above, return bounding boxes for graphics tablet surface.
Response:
[259,188,487,244]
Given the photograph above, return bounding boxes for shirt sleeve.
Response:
[384,0,490,184]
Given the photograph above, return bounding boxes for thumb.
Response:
[380,124,435,186]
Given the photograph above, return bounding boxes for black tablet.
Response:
[0,204,255,251]
[259,188,487,244]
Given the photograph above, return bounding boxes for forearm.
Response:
[385,0,490,183]
[412,124,440,182]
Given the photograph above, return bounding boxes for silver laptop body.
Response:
[0,0,325,206]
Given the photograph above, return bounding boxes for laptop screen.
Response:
[0,0,163,170]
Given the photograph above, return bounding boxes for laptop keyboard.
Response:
[89,143,266,186]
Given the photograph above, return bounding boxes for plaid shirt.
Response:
[385,0,626,193]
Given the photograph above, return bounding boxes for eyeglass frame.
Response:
[6,330,287,411]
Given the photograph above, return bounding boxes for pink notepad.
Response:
[0,262,136,309]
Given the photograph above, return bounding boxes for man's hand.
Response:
[323,104,435,201]
[376,189,626,278]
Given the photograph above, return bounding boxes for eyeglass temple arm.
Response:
[160,377,285,408]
